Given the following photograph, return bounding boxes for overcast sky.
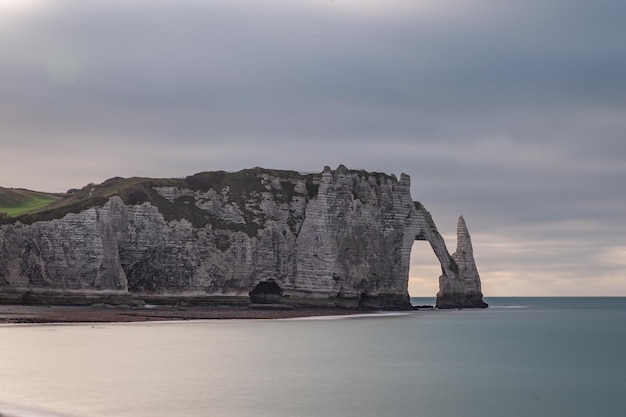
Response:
[2,0,625,296]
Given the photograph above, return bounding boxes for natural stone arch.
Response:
[407,241,441,297]
[410,204,487,308]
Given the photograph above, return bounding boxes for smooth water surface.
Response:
[1,297,625,417]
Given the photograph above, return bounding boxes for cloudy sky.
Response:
[2,0,625,296]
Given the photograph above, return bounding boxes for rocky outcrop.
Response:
[436,216,488,309]
[0,166,487,309]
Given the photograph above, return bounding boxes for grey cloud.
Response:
[6,0,625,144]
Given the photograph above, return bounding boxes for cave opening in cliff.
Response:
[408,241,440,300]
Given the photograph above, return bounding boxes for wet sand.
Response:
[0,304,364,324]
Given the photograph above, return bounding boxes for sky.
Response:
[2,0,625,296]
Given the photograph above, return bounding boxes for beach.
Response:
[0,304,365,324]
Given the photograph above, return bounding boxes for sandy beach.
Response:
[0,304,366,324]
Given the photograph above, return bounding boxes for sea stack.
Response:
[436,215,488,309]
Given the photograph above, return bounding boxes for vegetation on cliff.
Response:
[0,187,62,219]
[0,168,324,227]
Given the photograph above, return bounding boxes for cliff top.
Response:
[0,166,403,226]
[0,187,63,220]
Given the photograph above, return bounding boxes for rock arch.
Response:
[410,205,487,309]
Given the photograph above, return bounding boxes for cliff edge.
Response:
[0,166,487,309]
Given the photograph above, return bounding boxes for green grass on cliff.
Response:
[0,168,330,228]
[1,173,263,227]
[0,188,61,218]
[9,176,189,225]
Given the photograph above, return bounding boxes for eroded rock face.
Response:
[436,216,488,309]
[0,166,487,309]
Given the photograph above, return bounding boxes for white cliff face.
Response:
[294,166,417,306]
[0,203,128,292]
[0,166,487,309]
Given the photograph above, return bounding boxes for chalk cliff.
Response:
[0,166,486,309]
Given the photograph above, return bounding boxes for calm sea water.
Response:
[1,297,625,417]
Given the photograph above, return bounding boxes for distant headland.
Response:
[0,165,487,318]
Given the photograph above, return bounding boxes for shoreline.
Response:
[0,304,396,324]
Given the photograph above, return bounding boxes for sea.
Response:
[1,297,625,417]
